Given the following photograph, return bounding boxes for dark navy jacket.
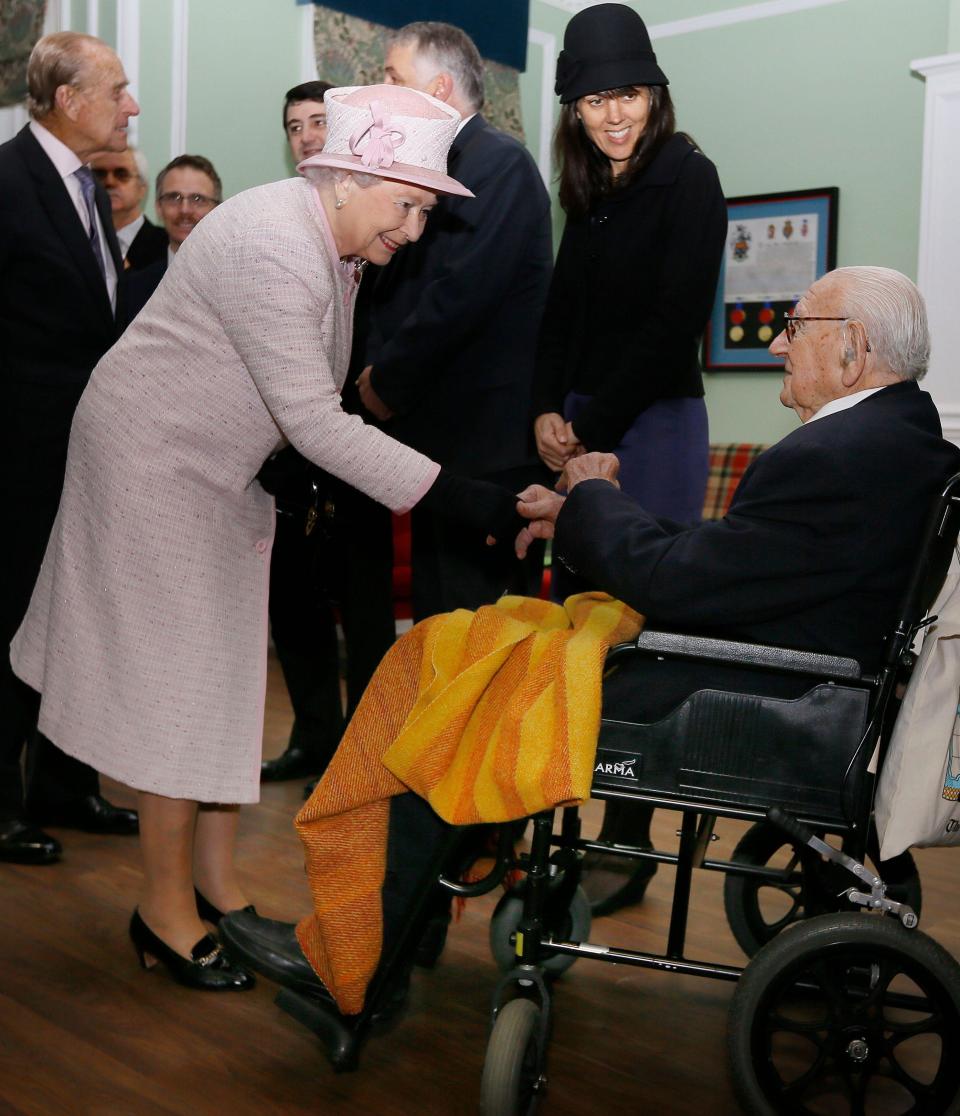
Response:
[365,114,553,477]
[557,382,960,671]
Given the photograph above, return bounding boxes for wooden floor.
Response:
[3,652,960,1116]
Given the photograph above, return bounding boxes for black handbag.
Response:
[256,446,334,538]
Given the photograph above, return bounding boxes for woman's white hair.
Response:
[303,166,383,190]
[834,265,929,380]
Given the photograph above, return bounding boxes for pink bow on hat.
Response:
[349,100,407,170]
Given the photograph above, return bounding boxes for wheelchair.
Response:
[479,471,960,1116]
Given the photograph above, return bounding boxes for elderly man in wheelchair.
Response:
[223,265,960,1112]
[513,263,960,917]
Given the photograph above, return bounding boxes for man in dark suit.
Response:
[0,31,141,863]
[358,21,553,621]
[354,21,555,967]
[515,265,960,913]
[261,78,400,787]
[518,266,960,669]
[90,146,166,271]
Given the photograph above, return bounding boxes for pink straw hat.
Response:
[298,84,474,198]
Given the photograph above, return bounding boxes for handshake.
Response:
[425,452,619,558]
[513,451,620,559]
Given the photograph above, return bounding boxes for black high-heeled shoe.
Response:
[129,909,255,991]
[194,887,256,927]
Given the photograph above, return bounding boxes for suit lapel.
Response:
[16,127,115,324]
[94,178,124,275]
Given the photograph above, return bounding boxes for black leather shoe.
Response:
[129,909,255,991]
[220,910,408,1022]
[220,910,330,996]
[194,887,256,927]
[29,794,139,835]
[414,913,450,969]
[0,818,62,864]
[302,777,318,800]
[261,745,322,783]
[582,852,658,918]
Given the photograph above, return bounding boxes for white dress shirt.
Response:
[116,213,145,261]
[805,386,886,425]
[29,120,118,310]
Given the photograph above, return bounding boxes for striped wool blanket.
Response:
[294,592,643,1013]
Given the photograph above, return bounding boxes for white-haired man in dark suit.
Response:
[0,31,141,863]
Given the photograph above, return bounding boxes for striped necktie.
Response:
[73,165,107,281]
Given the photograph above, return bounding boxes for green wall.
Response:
[184,0,304,193]
[64,0,305,199]
[64,0,952,446]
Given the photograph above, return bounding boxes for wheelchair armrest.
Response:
[606,629,865,683]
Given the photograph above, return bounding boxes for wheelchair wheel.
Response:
[480,998,545,1116]
[728,913,960,1116]
[723,821,922,959]
[489,885,591,975]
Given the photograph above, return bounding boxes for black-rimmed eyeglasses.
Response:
[157,191,219,210]
[783,313,871,351]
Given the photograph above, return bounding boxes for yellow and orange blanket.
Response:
[294,592,643,1013]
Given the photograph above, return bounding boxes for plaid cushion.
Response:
[702,443,767,521]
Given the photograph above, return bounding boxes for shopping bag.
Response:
[875,553,960,860]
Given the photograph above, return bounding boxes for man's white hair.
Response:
[833,265,929,381]
[388,22,485,113]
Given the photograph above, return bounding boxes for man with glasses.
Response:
[123,154,222,323]
[90,146,166,271]
[511,265,960,909]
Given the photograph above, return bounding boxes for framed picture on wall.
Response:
[704,187,839,371]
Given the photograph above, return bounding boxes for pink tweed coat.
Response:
[11,176,438,803]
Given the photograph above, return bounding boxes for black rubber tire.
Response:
[489,885,591,975]
[480,999,544,1116]
[728,913,960,1116]
[723,822,922,959]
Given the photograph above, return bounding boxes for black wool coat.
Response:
[533,133,727,451]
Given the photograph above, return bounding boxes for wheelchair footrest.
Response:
[275,988,360,1073]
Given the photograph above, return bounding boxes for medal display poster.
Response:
[705,187,838,371]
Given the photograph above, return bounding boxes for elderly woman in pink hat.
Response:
[10,85,515,991]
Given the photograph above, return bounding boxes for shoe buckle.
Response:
[196,945,222,967]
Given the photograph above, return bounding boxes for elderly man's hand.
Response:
[559,451,620,494]
[534,412,581,472]
[357,365,394,421]
[514,484,565,559]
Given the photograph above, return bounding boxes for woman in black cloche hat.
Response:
[531,3,727,916]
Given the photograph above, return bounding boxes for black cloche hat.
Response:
[555,3,668,104]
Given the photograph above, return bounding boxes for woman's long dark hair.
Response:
[555,84,680,218]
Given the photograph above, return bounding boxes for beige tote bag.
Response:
[875,553,960,860]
